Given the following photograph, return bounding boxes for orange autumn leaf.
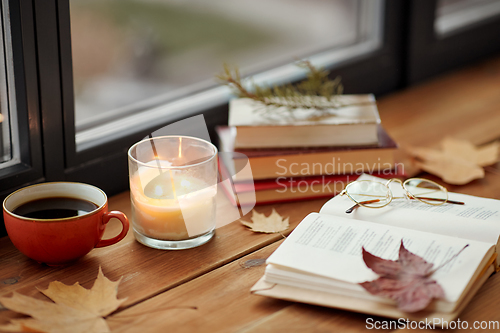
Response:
[0,267,126,333]
[240,209,289,233]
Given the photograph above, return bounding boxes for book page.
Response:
[266,213,493,303]
[228,95,380,127]
[320,174,500,245]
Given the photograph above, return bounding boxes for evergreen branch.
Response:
[216,60,371,116]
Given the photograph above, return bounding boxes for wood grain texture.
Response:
[107,241,287,333]
[377,55,500,193]
[2,55,500,332]
[238,304,392,333]
[378,56,500,148]
[0,195,328,313]
[107,241,382,333]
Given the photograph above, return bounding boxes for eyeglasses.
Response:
[340,178,464,214]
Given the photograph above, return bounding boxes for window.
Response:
[2,0,499,236]
[57,0,402,193]
[0,0,44,236]
[70,0,386,150]
[435,0,500,36]
[0,0,19,167]
[407,0,500,83]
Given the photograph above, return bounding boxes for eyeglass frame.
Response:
[339,178,464,214]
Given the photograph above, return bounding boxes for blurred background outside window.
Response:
[70,0,383,149]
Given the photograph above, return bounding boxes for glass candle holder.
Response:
[128,136,218,250]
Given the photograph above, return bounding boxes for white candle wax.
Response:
[130,162,216,240]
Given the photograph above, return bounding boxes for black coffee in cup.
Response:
[12,197,99,219]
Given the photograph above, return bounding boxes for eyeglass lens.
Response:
[403,179,447,205]
[346,181,392,208]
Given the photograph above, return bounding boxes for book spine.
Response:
[235,149,395,180]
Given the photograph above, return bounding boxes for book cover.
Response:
[228,95,380,127]
[217,125,399,181]
[218,161,404,206]
[228,96,382,148]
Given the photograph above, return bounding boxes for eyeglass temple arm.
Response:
[345,200,381,214]
[415,197,464,205]
[345,197,464,214]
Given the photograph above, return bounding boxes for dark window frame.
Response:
[0,0,44,192]
[0,0,45,235]
[406,0,500,84]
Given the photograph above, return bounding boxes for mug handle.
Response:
[95,211,130,248]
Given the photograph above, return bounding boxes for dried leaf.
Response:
[407,137,499,185]
[0,267,126,333]
[411,146,484,185]
[240,209,289,233]
[359,241,445,313]
[441,137,499,167]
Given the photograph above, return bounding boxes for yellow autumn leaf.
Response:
[408,138,499,185]
[0,267,126,333]
[411,146,485,185]
[240,209,289,233]
[441,137,499,167]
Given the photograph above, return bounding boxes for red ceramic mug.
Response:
[3,182,129,266]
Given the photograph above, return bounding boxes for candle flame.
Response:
[178,137,182,158]
[169,169,178,200]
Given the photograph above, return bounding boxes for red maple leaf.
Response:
[359,241,445,313]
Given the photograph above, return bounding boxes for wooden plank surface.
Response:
[1,55,500,332]
[0,193,328,309]
[107,241,288,333]
[377,55,500,197]
[107,241,379,333]
[378,56,500,148]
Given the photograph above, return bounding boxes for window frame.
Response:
[0,0,45,234]
[2,0,407,195]
[54,0,406,196]
[0,0,43,192]
[406,0,500,84]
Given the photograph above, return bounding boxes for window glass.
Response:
[71,0,384,150]
[0,85,10,164]
[0,0,19,167]
[436,0,500,36]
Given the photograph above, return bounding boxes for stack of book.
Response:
[217,95,401,206]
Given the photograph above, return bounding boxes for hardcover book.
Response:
[218,167,404,206]
[228,95,381,148]
[217,125,398,181]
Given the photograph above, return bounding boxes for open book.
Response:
[251,174,500,322]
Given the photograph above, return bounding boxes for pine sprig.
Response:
[216,64,261,101]
[216,60,348,113]
[295,60,343,99]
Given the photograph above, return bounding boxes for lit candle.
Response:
[130,161,216,240]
